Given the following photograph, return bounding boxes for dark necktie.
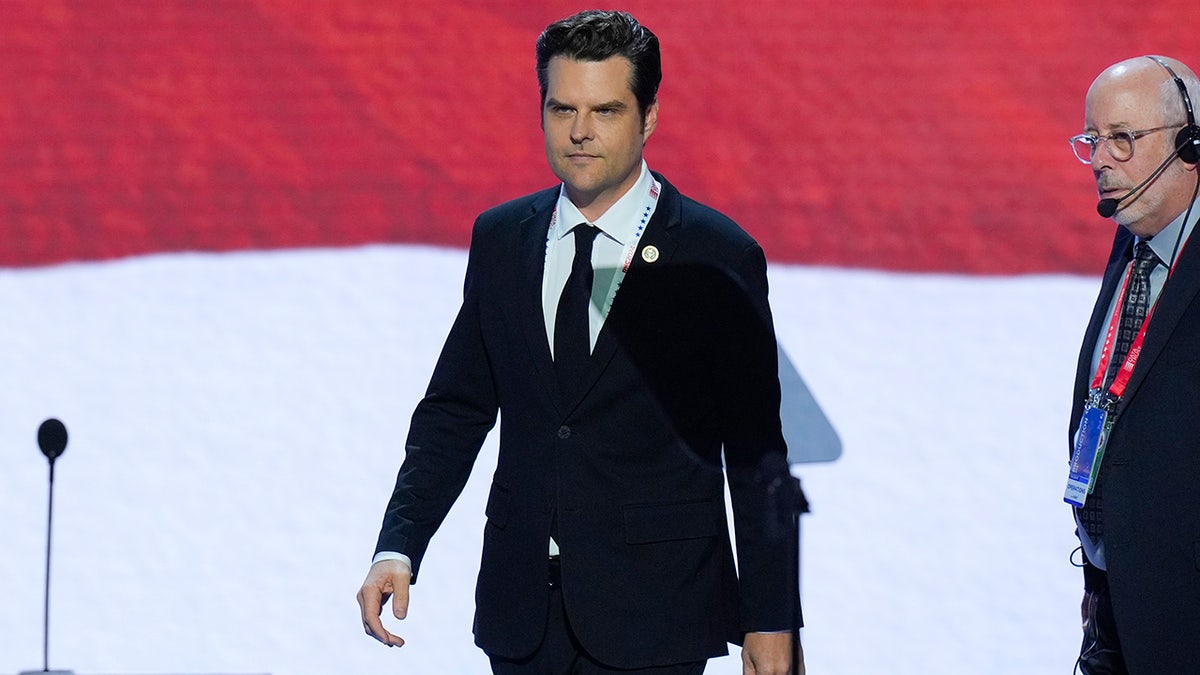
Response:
[1103,241,1160,387]
[1080,241,1160,538]
[554,224,598,398]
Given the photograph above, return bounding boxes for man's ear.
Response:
[642,100,659,141]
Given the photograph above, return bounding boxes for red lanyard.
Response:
[1088,266,1155,399]
[1089,240,1184,399]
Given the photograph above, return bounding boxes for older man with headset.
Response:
[1064,55,1200,674]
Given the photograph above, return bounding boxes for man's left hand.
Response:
[742,631,802,675]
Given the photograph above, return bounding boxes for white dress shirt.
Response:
[542,161,660,356]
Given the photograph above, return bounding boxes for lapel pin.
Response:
[641,245,660,263]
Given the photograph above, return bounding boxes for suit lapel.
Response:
[1069,229,1132,445]
[1114,225,1200,417]
[510,191,561,411]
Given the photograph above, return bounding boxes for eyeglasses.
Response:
[1069,126,1177,164]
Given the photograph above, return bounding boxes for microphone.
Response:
[38,418,68,463]
[1097,146,1184,217]
[19,419,75,675]
[1097,197,1123,219]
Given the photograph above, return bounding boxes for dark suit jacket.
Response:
[375,173,800,669]
[1070,224,1200,673]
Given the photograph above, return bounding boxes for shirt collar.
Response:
[553,161,652,246]
[1140,195,1200,267]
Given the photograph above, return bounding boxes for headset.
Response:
[1143,56,1200,282]
[1147,55,1200,164]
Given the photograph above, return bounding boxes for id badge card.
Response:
[1063,400,1111,507]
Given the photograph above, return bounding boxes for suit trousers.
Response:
[488,557,708,675]
[1077,572,1128,675]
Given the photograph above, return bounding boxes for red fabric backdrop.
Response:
[2,1,1197,273]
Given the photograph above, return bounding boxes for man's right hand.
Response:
[357,559,413,647]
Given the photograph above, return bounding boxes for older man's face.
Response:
[1084,63,1196,238]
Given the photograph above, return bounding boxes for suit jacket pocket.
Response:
[485,485,512,530]
[623,499,721,544]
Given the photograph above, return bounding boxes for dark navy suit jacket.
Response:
[1071,224,1200,673]
[375,173,800,668]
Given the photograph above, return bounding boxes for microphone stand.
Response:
[20,418,74,675]
[16,419,267,675]
[785,475,809,675]
[764,467,810,675]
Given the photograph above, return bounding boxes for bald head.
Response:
[1083,55,1200,237]
[1089,56,1198,127]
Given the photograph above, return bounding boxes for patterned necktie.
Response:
[554,224,598,398]
[1080,241,1161,538]
[1103,241,1160,387]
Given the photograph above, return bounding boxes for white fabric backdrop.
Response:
[0,245,1092,674]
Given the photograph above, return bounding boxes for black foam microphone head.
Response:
[37,418,68,462]
[1097,198,1120,218]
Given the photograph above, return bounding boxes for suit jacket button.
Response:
[557,425,571,439]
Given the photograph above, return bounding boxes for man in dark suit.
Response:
[1066,55,1200,674]
[356,10,803,675]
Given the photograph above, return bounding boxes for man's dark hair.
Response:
[535,10,661,117]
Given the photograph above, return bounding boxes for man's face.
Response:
[542,55,657,220]
[1085,65,1192,238]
